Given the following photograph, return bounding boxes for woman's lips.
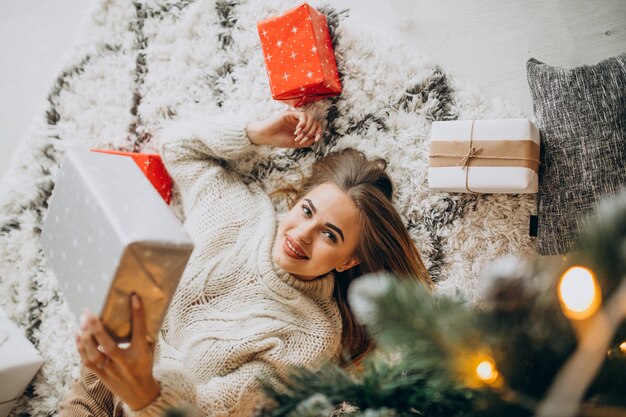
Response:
[283,236,308,260]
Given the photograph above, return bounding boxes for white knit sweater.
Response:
[124,117,342,417]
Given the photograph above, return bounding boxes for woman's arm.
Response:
[157,111,322,241]
[158,111,322,199]
[157,115,255,222]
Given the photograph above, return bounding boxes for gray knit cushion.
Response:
[527,54,626,255]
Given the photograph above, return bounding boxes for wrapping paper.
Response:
[41,149,194,342]
[258,2,342,107]
[428,119,541,193]
[0,307,44,416]
[91,149,173,204]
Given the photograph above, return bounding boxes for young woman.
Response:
[59,110,432,417]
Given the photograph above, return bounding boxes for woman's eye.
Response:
[302,205,312,217]
[324,231,337,243]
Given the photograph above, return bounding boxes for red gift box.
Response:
[257,2,342,107]
[90,149,173,204]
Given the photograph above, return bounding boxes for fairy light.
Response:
[558,266,601,320]
[620,342,626,353]
[475,357,499,384]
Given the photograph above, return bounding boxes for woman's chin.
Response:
[272,248,291,270]
[272,243,320,280]
[273,252,304,277]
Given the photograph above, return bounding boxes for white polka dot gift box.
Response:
[428,119,541,194]
[40,149,194,343]
[257,2,342,107]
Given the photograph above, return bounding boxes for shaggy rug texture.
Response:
[0,0,535,414]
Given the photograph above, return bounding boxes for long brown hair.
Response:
[282,148,432,366]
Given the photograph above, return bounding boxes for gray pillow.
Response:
[527,54,626,255]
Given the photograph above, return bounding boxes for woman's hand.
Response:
[76,294,160,410]
[246,110,323,148]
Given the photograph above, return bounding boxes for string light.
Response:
[558,266,601,320]
[475,357,499,384]
[620,342,626,353]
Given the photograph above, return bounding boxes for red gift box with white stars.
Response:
[257,2,342,107]
[90,149,173,204]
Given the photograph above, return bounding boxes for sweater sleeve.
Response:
[122,368,200,417]
[121,361,277,417]
[156,116,262,242]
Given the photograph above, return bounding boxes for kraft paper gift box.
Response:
[428,119,541,193]
[0,307,44,417]
[258,2,342,107]
[41,148,194,343]
[91,149,173,204]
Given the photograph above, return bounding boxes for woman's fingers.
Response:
[314,125,323,142]
[77,321,107,369]
[89,315,121,361]
[296,122,323,146]
[285,110,322,144]
[300,131,319,147]
[293,111,306,137]
[295,120,317,143]
[130,294,149,347]
[298,116,316,143]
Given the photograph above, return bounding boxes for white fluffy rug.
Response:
[0,0,534,414]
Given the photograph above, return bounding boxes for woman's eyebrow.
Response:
[305,198,345,242]
[304,198,317,213]
[325,223,345,242]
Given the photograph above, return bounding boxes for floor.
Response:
[0,0,624,181]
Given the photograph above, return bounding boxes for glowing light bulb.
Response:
[558,266,601,320]
[476,358,498,384]
[620,342,626,353]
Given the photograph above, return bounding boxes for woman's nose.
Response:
[293,222,314,245]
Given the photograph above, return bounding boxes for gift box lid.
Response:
[90,149,173,204]
[43,148,190,250]
[0,307,44,403]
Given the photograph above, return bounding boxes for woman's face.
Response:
[272,182,361,281]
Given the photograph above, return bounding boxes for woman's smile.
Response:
[284,235,309,260]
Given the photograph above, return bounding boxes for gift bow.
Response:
[457,143,483,169]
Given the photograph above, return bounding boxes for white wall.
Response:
[0,0,91,178]
[338,0,626,116]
